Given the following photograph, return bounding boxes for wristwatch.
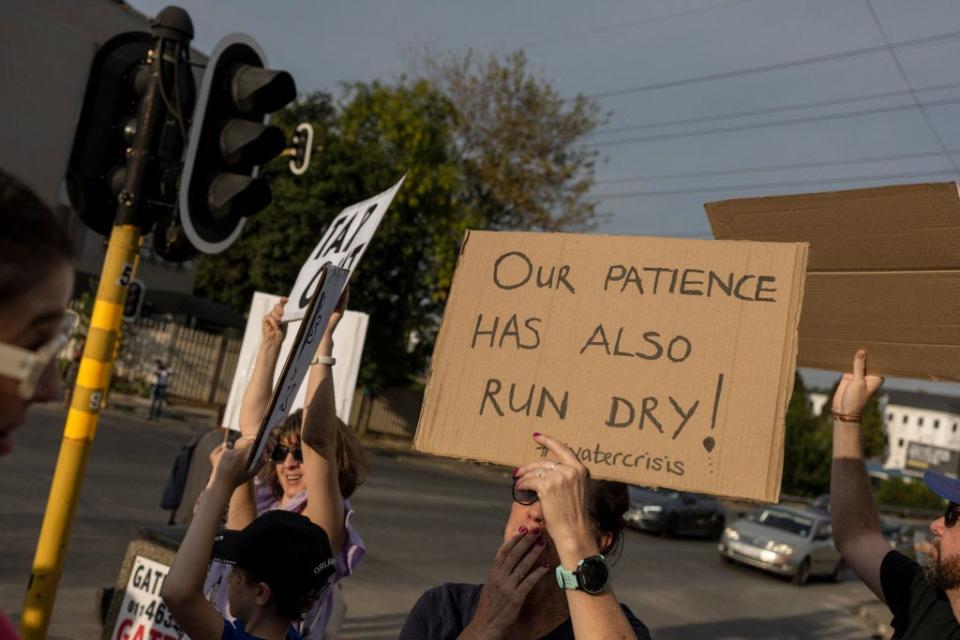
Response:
[555,554,609,594]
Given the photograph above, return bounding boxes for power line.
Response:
[863,0,960,177]
[519,0,763,49]
[586,81,960,138]
[585,96,960,149]
[592,169,958,199]
[585,28,960,100]
[594,149,960,184]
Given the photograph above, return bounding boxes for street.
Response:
[2,406,882,639]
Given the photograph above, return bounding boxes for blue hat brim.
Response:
[924,470,960,504]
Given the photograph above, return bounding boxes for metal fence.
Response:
[352,387,424,439]
[111,317,242,405]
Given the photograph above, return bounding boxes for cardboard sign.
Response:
[107,554,179,640]
[706,182,960,381]
[283,176,405,322]
[414,231,807,502]
[221,292,369,431]
[248,265,350,473]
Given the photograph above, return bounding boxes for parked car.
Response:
[806,494,916,558]
[718,506,841,585]
[625,486,725,539]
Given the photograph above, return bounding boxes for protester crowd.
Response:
[3,165,960,639]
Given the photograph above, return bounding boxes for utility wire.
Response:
[863,0,960,177]
[586,81,960,138]
[592,169,958,199]
[585,28,960,100]
[519,0,763,49]
[595,149,960,184]
[586,96,960,149]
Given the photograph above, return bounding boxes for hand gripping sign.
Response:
[247,265,349,473]
[283,176,405,322]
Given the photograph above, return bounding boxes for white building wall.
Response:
[884,404,960,470]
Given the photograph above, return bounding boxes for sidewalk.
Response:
[105,393,219,429]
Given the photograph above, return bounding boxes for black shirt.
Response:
[399,583,652,640]
[881,550,960,639]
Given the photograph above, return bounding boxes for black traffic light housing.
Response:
[178,34,296,254]
[67,32,152,235]
[123,280,145,321]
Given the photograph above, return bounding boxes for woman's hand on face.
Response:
[515,434,595,557]
[832,349,884,418]
[262,298,288,349]
[462,527,551,640]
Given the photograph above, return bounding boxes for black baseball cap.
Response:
[212,510,336,596]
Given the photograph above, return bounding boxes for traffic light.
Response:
[66,32,151,235]
[288,122,314,176]
[123,280,145,321]
[178,34,297,255]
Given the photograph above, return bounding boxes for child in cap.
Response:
[162,441,335,640]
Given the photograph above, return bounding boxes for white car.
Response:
[718,506,842,585]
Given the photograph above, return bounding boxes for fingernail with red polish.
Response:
[530,527,540,536]
[512,467,519,477]
[518,525,528,534]
[533,432,542,437]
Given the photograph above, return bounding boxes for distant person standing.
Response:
[148,360,172,419]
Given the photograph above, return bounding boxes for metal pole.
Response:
[20,8,193,637]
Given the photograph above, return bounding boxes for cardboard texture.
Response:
[706,182,960,381]
[414,230,808,503]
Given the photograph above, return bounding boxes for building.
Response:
[3,1,240,329]
[884,390,960,474]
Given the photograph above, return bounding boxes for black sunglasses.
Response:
[946,502,960,528]
[512,477,538,506]
[271,445,303,464]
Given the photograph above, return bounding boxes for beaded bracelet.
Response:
[832,411,863,424]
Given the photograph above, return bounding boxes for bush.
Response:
[875,478,945,510]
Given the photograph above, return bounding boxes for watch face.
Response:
[577,556,609,594]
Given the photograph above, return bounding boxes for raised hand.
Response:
[832,350,884,418]
[461,527,550,640]
[262,297,288,349]
[515,433,595,552]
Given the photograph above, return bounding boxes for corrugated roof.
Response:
[886,390,960,414]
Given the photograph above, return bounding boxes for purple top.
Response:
[203,481,365,639]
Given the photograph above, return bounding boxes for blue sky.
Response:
[132,0,960,394]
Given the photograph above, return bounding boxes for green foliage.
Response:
[195,51,606,389]
[781,377,889,497]
[781,373,831,497]
[420,49,605,231]
[196,84,464,387]
[875,478,945,510]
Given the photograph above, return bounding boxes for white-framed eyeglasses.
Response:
[0,310,79,399]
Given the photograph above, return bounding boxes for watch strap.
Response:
[555,565,580,590]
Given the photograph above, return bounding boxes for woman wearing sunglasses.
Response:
[0,170,76,638]
[203,294,367,639]
[401,432,651,639]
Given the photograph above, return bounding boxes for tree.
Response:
[418,49,606,231]
[196,51,607,389]
[195,84,465,388]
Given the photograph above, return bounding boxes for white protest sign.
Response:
[222,292,369,431]
[283,175,405,322]
[248,266,350,473]
[109,556,180,640]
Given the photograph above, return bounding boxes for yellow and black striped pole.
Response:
[20,8,194,636]
[19,224,141,638]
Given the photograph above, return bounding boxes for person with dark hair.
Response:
[400,432,652,640]
[161,440,336,640]
[0,168,75,638]
[203,295,367,638]
[148,359,173,419]
[830,350,960,637]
